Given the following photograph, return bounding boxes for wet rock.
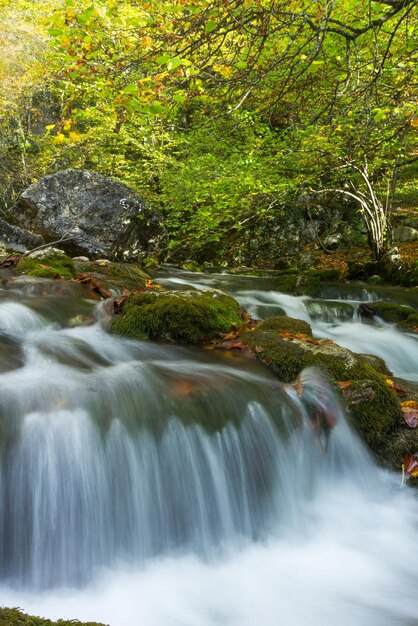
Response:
[242,314,401,458]
[111,288,243,344]
[358,301,418,332]
[73,259,150,295]
[367,274,384,285]
[18,169,168,262]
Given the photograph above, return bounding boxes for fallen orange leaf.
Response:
[400,405,418,428]
[337,381,352,390]
[404,454,418,477]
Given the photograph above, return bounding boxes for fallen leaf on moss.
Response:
[0,255,20,268]
[400,401,418,428]
[401,400,418,409]
[337,381,352,390]
[386,378,407,396]
[404,454,418,477]
[113,290,132,314]
[73,273,111,299]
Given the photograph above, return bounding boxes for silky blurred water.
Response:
[0,275,417,625]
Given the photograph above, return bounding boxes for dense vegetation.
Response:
[1,0,417,269]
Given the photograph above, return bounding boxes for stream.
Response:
[0,270,417,625]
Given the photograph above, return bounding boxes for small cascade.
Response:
[0,279,417,625]
[0,300,374,589]
[157,269,418,382]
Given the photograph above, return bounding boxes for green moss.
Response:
[142,256,159,269]
[398,313,418,333]
[384,428,418,470]
[367,274,385,285]
[257,315,313,336]
[73,260,150,293]
[0,608,107,626]
[308,269,341,281]
[359,301,418,332]
[181,260,203,272]
[243,316,401,455]
[273,273,322,297]
[111,289,243,343]
[366,302,416,323]
[16,254,76,280]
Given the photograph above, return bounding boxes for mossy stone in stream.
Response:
[308,269,342,281]
[359,301,418,332]
[73,259,149,293]
[16,253,76,280]
[0,608,107,626]
[111,289,243,343]
[243,315,401,457]
[274,273,322,297]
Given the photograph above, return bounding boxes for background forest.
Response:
[1,0,417,271]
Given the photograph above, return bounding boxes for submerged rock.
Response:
[18,169,168,262]
[242,315,401,460]
[111,288,243,343]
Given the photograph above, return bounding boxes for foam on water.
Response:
[1,477,417,626]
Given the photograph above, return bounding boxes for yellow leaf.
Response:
[52,133,66,144]
[220,66,232,78]
[63,119,72,131]
[69,131,81,141]
[141,36,153,50]
[411,118,418,128]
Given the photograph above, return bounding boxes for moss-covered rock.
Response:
[0,607,107,626]
[367,274,385,285]
[273,273,322,297]
[181,260,203,272]
[242,315,401,457]
[16,253,76,280]
[73,259,149,294]
[111,288,243,343]
[358,301,418,332]
[308,268,342,281]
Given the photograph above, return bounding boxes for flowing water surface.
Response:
[0,272,417,625]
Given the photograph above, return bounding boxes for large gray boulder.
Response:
[18,169,168,262]
[0,217,44,253]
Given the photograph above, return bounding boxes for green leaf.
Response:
[205,21,217,33]
[123,83,139,95]
[167,57,183,71]
[156,54,171,65]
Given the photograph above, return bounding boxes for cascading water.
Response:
[0,276,417,625]
[157,268,418,383]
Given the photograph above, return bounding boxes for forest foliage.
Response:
[0,0,417,264]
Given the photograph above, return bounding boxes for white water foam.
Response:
[1,478,417,626]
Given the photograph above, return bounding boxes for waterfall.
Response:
[0,282,417,625]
